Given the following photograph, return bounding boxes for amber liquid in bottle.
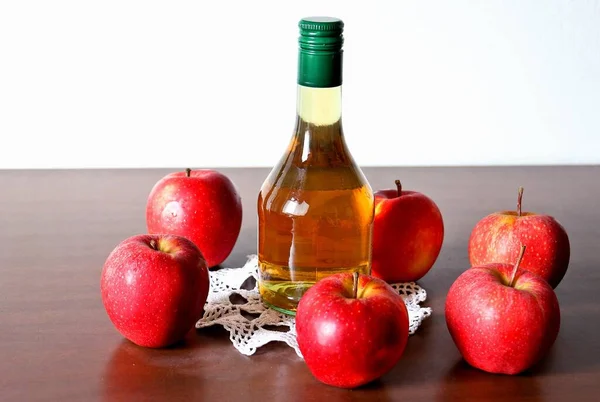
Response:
[257,85,374,315]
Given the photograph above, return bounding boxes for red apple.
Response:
[371,180,444,283]
[468,187,570,288]
[100,234,209,348]
[445,246,560,375]
[146,168,242,268]
[296,272,409,389]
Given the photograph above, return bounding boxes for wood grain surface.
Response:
[1,166,598,401]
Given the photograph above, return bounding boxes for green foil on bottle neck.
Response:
[297,17,344,88]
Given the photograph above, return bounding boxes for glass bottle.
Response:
[257,17,374,315]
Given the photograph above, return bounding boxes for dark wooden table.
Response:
[1,166,599,401]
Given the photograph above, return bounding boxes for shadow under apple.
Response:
[436,358,545,402]
[101,334,207,401]
[277,375,395,402]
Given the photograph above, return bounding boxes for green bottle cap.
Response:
[297,17,344,88]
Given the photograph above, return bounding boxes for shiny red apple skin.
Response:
[100,234,209,348]
[371,188,444,283]
[146,169,242,268]
[296,273,409,389]
[468,211,570,288]
[445,262,560,375]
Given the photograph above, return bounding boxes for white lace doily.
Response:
[196,255,432,358]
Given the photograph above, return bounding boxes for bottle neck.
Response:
[292,42,346,165]
[291,84,349,167]
[296,85,342,126]
[296,35,343,126]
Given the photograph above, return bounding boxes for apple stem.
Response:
[508,245,526,287]
[149,239,158,251]
[185,168,191,178]
[352,272,359,299]
[395,179,402,197]
[517,186,524,217]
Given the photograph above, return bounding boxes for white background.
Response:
[1,0,598,169]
